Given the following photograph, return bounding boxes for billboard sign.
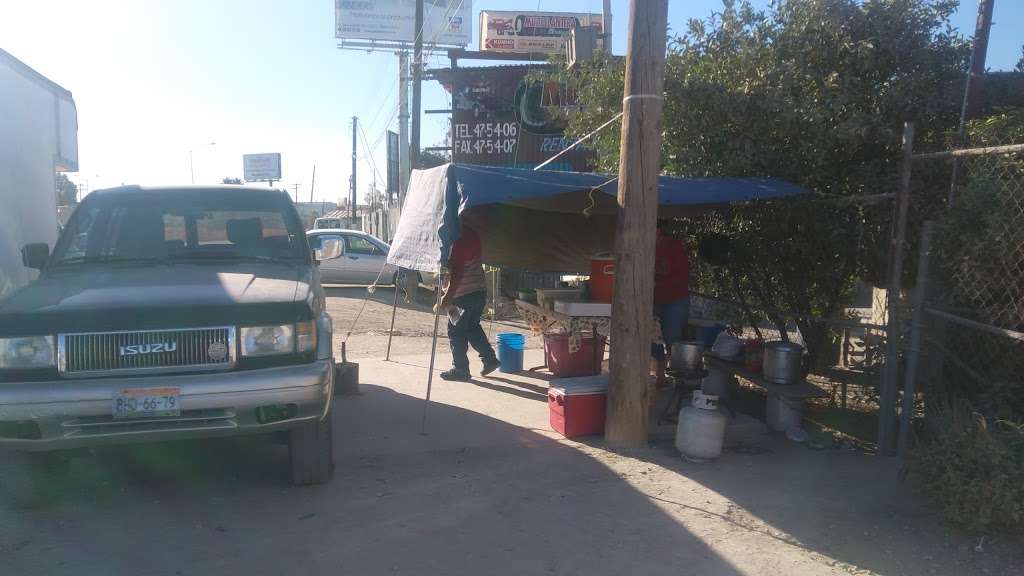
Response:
[479,11,604,54]
[243,153,282,182]
[335,0,472,47]
[436,66,593,171]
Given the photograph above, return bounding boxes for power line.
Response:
[370,104,400,152]
[357,122,386,186]
[355,0,443,137]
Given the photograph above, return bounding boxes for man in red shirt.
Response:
[652,221,691,386]
[440,225,501,381]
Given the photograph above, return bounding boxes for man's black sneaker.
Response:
[440,369,471,382]
[480,359,501,377]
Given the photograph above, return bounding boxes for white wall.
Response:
[0,56,77,301]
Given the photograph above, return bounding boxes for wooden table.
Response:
[705,355,828,399]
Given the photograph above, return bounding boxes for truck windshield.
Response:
[49,193,308,267]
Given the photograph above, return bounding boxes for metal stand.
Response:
[419,277,444,435]
[385,270,402,361]
[658,367,706,425]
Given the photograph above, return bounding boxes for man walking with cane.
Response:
[439,225,501,381]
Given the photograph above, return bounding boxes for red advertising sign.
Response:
[479,11,604,55]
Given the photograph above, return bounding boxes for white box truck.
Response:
[0,48,78,301]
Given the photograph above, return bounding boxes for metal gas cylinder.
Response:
[675,391,727,463]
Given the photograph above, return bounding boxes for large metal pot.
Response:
[762,341,804,384]
[671,341,704,371]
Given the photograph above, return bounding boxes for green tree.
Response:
[555,0,969,366]
[55,172,78,205]
[418,150,450,169]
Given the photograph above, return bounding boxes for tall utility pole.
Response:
[962,0,996,123]
[602,0,613,52]
[604,0,670,448]
[398,52,411,207]
[309,165,316,204]
[350,116,358,227]
[410,0,424,171]
[949,0,996,207]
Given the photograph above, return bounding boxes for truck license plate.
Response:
[113,387,181,419]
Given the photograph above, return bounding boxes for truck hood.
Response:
[0,263,314,336]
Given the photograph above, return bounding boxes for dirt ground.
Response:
[1,287,1021,575]
[325,285,545,360]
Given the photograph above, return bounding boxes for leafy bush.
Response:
[908,401,1024,534]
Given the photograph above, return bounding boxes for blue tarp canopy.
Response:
[387,163,808,274]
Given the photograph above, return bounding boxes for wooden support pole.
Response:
[879,122,915,456]
[604,0,669,448]
[949,0,996,207]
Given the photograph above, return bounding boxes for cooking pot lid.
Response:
[673,341,704,350]
[766,341,804,353]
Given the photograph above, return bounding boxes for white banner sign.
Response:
[243,153,282,182]
[479,11,604,54]
[335,0,471,46]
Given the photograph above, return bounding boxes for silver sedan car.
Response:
[307,229,402,285]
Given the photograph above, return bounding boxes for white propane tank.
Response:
[675,391,727,462]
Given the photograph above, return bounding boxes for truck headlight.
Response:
[0,336,55,369]
[240,325,295,357]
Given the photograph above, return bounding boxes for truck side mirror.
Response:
[21,243,49,270]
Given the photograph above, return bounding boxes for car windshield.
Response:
[49,192,308,266]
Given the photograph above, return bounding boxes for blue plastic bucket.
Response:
[496,332,525,373]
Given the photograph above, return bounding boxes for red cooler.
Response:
[544,333,607,377]
[590,255,616,303]
[548,375,608,438]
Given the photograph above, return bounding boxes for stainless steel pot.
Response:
[762,341,804,384]
[671,341,705,371]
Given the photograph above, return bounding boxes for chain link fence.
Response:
[910,128,1024,422]
[900,126,1024,532]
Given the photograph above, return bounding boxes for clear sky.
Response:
[3,0,1022,205]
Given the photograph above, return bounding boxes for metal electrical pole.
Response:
[604,0,669,448]
[351,116,358,228]
[949,0,996,207]
[410,0,424,171]
[602,0,613,52]
[879,122,916,457]
[398,52,411,206]
[309,165,316,204]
